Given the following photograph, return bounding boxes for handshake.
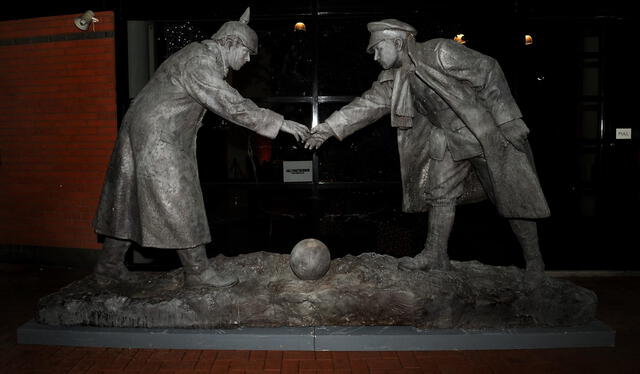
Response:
[281,120,335,150]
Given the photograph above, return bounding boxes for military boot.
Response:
[94,237,138,285]
[509,219,545,273]
[177,246,238,288]
[398,205,455,271]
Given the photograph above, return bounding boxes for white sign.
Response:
[615,128,632,140]
[283,160,313,182]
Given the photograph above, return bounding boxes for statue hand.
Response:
[281,120,310,143]
[304,122,335,150]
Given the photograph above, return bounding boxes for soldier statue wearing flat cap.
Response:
[306,19,549,273]
[93,8,309,288]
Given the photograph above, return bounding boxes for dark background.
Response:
[3,0,638,270]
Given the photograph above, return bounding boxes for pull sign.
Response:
[615,128,632,140]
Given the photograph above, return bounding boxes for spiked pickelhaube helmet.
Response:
[212,7,258,55]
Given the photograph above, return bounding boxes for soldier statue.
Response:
[306,19,549,273]
[93,8,309,287]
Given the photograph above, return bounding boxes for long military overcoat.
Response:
[94,40,284,248]
[326,38,549,219]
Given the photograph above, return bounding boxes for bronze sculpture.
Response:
[93,8,309,288]
[306,19,549,273]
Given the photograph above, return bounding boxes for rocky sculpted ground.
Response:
[36,252,598,329]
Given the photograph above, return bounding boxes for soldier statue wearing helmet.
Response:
[93,8,309,288]
[212,7,258,55]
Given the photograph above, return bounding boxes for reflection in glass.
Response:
[154,19,313,98]
[233,19,314,98]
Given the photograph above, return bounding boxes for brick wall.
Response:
[0,11,117,250]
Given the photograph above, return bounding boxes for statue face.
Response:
[372,39,400,70]
[228,44,251,71]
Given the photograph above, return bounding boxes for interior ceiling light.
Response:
[294,22,306,32]
[525,34,534,45]
[453,34,467,44]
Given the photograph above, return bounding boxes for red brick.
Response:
[196,360,214,371]
[264,352,282,370]
[349,352,381,360]
[182,350,202,361]
[282,359,300,374]
[387,369,423,374]
[126,358,151,371]
[394,352,418,368]
[331,352,349,360]
[150,350,186,361]
[332,359,351,370]
[250,351,267,361]
[349,359,369,374]
[212,361,231,374]
[365,359,402,370]
[161,360,198,370]
[300,360,333,370]
[217,351,251,361]
[200,351,219,360]
[315,352,333,360]
[379,352,398,360]
[90,358,130,370]
[230,360,264,370]
[138,363,162,374]
[283,351,315,360]
[157,368,177,374]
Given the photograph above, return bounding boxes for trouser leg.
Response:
[399,204,455,271]
[509,219,545,273]
[94,237,135,283]
[399,151,468,271]
[177,246,238,288]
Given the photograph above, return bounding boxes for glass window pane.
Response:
[317,19,380,96]
[154,19,314,98]
[317,103,400,182]
[234,18,314,98]
[197,103,312,184]
[155,21,210,61]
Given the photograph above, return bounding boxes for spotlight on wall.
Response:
[74,10,99,31]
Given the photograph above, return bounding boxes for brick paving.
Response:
[1,264,639,374]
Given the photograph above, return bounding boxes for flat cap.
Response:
[366,19,417,53]
[367,19,417,34]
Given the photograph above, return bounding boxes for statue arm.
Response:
[182,57,284,139]
[325,79,392,140]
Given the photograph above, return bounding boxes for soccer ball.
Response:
[290,238,331,280]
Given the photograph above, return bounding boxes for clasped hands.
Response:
[281,120,335,150]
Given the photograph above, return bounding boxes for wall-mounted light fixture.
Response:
[294,22,306,32]
[74,10,99,31]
